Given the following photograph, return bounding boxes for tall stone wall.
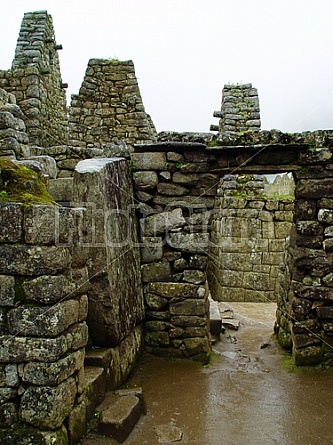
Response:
[0,202,89,444]
[0,11,68,147]
[276,143,333,366]
[68,59,157,149]
[208,174,294,302]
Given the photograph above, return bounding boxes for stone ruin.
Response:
[1,9,333,444]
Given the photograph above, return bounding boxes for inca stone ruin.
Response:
[1,10,333,444]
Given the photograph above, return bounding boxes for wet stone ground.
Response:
[81,303,333,445]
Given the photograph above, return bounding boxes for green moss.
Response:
[176,162,183,170]
[0,159,57,207]
[207,139,218,147]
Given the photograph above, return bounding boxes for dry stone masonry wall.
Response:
[69,59,157,149]
[3,8,333,445]
[208,174,294,303]
[0,202,89,444]
[211,83,261,135]
[0,11,68,147]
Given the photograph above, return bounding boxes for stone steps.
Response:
[209,297,223,336]
[96,388,145,443]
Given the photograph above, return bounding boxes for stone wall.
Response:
[208,174,294,302]
[0,202,89,444]
[275,143,333,366]
[68,59,157,149]
[0,11,68,147]
[211,83,261,135]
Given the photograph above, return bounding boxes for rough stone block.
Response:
[98,394,143,443]
[292,345,323,366]
[131,152,166,171]
[27,155,57,179]
[140,208,185,236]
[22,274,71,304]
[183,270,206,284]
[0,203,23,243]
[0,335,68,363]
[84,367,106,420]
[48,177,73,202]
[0,245,71,276]
[169,299,207,316]
[0,426,68,445]
[24,205,74,245]
[0,275,15,306]
[8,300,79,337]
[167,232,209,254]
[20,377,77,429]
[146,282,205,300]
[145,293,168,310]
[22,349,85,385]
[67,401,87,445]
[132,170,158,190]
[141,260,172,283]
[140,237,163,263]
[157,182,188,196]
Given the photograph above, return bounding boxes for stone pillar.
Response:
[131,147,214,364]
[211,83,261,135]
[73,157,144,383]
[0,203,89,444]
[277,143,333,366]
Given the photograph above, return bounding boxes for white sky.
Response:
[1,0,333,134]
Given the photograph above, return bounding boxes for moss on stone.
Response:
[0,159,57,207]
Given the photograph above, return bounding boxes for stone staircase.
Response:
[82,349,145,444]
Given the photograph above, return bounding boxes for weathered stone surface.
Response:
[145,331,170,347]
[169,299,207,316]
[140,237,163,263]
[67,401,87,445]
[145,293,168,310]
[48,177,73,202]
[157,182,188,196]
[28,155,57,179]
[293,345,323,366]
[98,395,143,443]
[133,171,158,190]
[316,306,333,319]
[22,274,72,304]
[22,349,84,385]
[146,282,205,300]
[24,205,75,245]
[0,402,18,427]
[167,232,209,253]
[73,158,144,346]
[183,270,206,284]
[141,260,172,283]
[0,426,68,445]
[8,300,80,337]
[132,152,166,170]
[296,179,333,199]
[0,336,68,363]
[140,208,185,236]
[0,275,15,306]
[0,203,23,243]
[0,244,71,275]
[20,376,77,429]
[318,208,333,224]
[296,220,323,235]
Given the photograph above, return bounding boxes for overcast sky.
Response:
[1,0,333,134]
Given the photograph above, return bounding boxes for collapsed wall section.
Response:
[69,59,157,149]
[0,11,68,147]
